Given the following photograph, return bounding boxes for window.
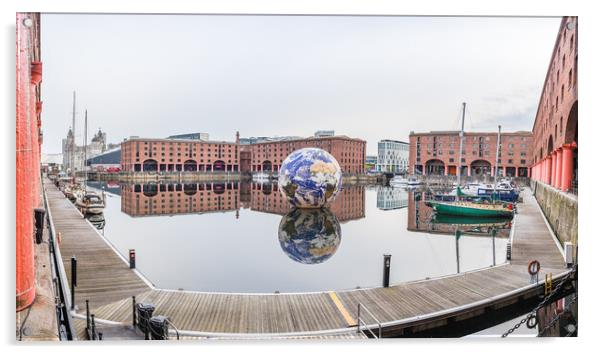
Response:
[570,35,574,52]
[562,54,566,69]
[561,85,565,102]
[569,69,572,87]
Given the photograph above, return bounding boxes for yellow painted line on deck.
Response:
[328,292,356,327]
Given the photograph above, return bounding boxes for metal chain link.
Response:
[501,266,576,337]
[537,294,578,337]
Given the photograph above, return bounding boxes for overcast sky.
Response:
[40,14,560,155]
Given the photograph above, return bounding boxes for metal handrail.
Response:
[166,319,180,340]
[357,303,382,338]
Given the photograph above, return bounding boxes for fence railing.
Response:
[357,303,382,338]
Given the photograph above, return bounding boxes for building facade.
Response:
[62,128,107,173]
[240,135,366,174]
[120,133,240,172]
[408,131,533,177]
[377,139,409,173]
[531,17,578,192]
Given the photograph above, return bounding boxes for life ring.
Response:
[528,260,541,275]
[526,314,538,329]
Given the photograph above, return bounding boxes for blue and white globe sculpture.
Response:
[278,148,342,208]
[278,208,342,264]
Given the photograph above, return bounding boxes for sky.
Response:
[40,14,560,155]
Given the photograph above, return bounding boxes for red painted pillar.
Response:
[551,152,557,187]
[444,164,449,176]
[527,166,531,178]
[545,156,552,185]
[561,144,575,191]
[555,149,563,189]
[16,13,36,311]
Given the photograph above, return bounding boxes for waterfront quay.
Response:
[44,178,572,339]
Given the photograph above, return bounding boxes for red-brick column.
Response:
[551,151,557,187]
[561,144,575,191]
[545,156,553,185]
[555,148,563,189]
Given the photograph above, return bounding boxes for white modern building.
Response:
[377,139,409,173]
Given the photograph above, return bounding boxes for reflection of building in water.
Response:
[248,183,365,223]
[406,190,511,237]
[121,182,240,217]
[120,181,364,221]
[376,186,408,210]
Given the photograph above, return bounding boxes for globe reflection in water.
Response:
[278,208,342,264]
[278,148,342,208]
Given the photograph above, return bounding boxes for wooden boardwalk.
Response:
[45,180,569,338]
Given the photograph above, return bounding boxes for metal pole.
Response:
[492,229,497,266]
[132,296,136,327]
[382,255,391,288]
[493,125,501,196]
[70,256,77,310]
[86,299,90,330]
[90,314,96,340]
[84,109,88,191]
[71,91,76,176]
[457,102,466,199]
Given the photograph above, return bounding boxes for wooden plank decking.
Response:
[45,180,569,338]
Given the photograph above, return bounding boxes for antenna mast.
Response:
[456,102,466,200]
[71,91,76,176]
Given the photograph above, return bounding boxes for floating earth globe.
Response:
[278,208,342,264]
[278,148,342,208]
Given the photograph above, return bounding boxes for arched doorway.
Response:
[143,184,158,197]
[425,159,445,176]
[183,184,197,196]
[565,101,578,145]
[547,135,554,156]
[565,101,578,190]
[213,183,225,194]
[262,160,272,172]
[470,160,491,176]
[143,159,158,172]
[183,160,197,172]
[213,160,226,172]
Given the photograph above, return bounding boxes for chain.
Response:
[501,266,576,337]
[537,294,578,337]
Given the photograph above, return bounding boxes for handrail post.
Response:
[70,256,77,310]
[357,303,361,333]
[85,299,90,330]
[132,296,136,328]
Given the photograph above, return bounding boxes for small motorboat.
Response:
[389,175,408,187]
[406,176,423,186]
[75,191,105,215]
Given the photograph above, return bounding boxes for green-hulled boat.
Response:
[431,213,512,227]
[426,200,514,217]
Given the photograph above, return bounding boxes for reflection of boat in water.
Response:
[278,208,341,264]
[86,213,106,230]
[75,191,105,215]
[431,214,512,227]
[252,172,271,183]
[389,176,407,187]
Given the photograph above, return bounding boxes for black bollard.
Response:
[129,249,136,269]
[383,254,391,288]
[71,256,77,309]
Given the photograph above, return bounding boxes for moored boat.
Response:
[75,191,105,215]
[426,199,514,217]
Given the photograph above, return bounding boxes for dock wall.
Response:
[530,180,578,257]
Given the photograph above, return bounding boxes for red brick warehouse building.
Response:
[531,16,578,192]
[408,131,533,177]
[240,135,367,174]
[121,133,367,175]
[121,133,241,172]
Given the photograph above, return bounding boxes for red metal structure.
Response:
[16,13,42,311]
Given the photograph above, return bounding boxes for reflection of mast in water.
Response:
[455,226,460,274]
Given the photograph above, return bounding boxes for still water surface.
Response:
[87,181,509,293]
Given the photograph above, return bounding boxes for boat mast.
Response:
[457,102,466,200]
[493,125,501,198]
[71,91,76,177]
[84,109,88,191]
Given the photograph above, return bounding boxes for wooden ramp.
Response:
[46,180,569,338]
[46,181,150,312]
